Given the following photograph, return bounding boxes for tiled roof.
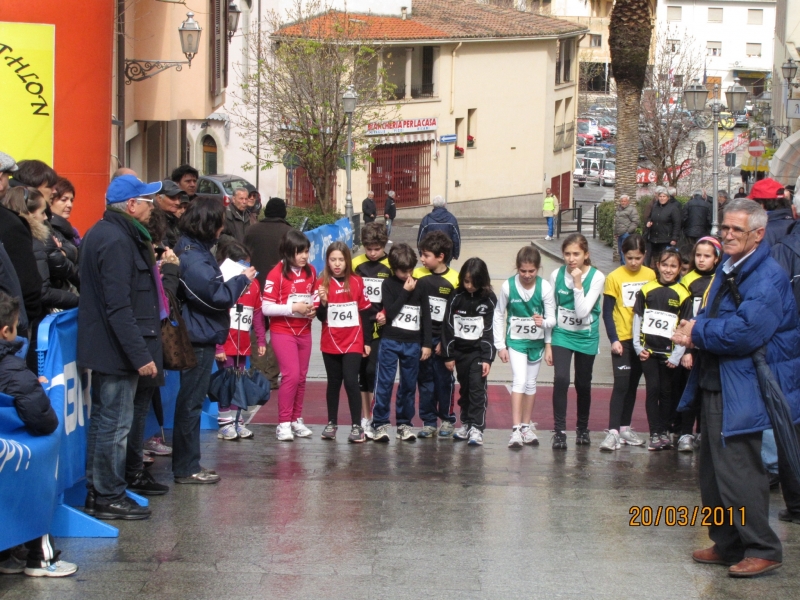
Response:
[276,0,587,41]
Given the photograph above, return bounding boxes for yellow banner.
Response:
[0,22,55,165]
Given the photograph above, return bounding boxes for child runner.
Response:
[262,229,317,441]
[214,240,267,440]
[371,243,432,442]
[315,242,373,443]
[415,231,459,438]
[442,258,496,446]
[633,247,692,451]
[544,233,605,449]
[352,223,392,439]
[675,236,722,451]
[600,234,656,452]
[494,246,556,448]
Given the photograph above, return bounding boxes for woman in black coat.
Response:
[646,187,682,266]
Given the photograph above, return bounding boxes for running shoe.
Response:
[677,434,694,452]
[217,423,238,441]
[619,427,645,446]
[660,433,673,450]
[693,433,702,450]
[438,421,455,437]
[24,561,78,578]
[276,422,294,442]
[599,429,621,452]
[468,427,484,446]
[348,425,366,443]
[321,422,338,440]
[648,434,665,451]
[552,430,567,450]
[236,421,254,439]
[0,555,25,574]
[143,435,172,456]
[417,425,438,439]
[291,418,313,437]
[453,424,471,441]
[508,427,524,448]
[396,424,417,441]
[373,424,391,443]
[575,428,591,445]
[521,422,539,446]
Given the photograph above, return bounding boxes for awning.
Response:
[733,70,770,80]
[372,131,437,145]
[769,129,800,184]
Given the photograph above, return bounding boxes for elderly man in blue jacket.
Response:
[673,198,800,578]
[417,195,461,262]
[77,176,164,521]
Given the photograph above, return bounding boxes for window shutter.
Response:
[211,0,228,96]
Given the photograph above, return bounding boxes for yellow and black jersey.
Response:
[413,266,459,337]
[681,269,714,317]
[633,279,692,356]
[352,253,392,339]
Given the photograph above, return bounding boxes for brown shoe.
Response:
[692,546,732,565]
[729,557,782,578]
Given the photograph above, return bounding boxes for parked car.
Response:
[598,117,617,136]
[600,159,616,187]
[573,158,587,187]
[733,110,749,127]
[576,146,590,156]
[577,121,597,144]
[578,117,604,141]
[197,174,254,206]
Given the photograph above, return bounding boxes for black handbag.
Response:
[161,289,197,370]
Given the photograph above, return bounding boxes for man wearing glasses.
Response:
[672,199,800,577]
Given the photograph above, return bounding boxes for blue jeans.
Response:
[618,233,630,265]
[417,337,455,426]
[761,428,779,474]
[86,371,139,503]
[372,338,419,427]
[385,218,393,237]
[173,344,215,478]
[546,217,554,237]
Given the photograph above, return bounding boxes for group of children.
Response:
[213,220,721,451]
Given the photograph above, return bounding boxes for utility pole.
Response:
[255,0,261,190]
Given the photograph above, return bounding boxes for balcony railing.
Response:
[563,121,574,150]
[387,83,436,100]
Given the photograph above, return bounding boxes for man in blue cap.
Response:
[77,175,164,520]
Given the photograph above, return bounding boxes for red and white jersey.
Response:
[262,263,317,336]
[222,280,266,356]
[314,274,372,354]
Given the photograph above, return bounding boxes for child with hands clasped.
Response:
[262,230,317,441]
[493,246,556,448]
[441,258,496,446]
[315,242,373,443]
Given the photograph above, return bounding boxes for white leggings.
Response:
[509,347,542,395]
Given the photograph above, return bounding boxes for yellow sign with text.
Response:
[0,22,55,165]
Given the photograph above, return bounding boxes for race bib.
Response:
[693,297,702,317]
[557,307,590,332]
[289,293,312,317]
[328,301,359,328]
[509,316,544,340]
[621,281,647,308]
[363,278,383,303]
[429,296,447,322]
[229,305,254,332]
[454,315,482,340]
[392,305,420,331]
[641,309,678,338]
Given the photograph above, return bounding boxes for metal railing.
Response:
[556,206,583,238]
[573,201,601,239]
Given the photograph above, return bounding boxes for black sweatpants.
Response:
[323,352,362,426]
[359,338,380,392]
[608,340,643,431]
[699,390,782,563]
[454,351,488,431]
[777,424,800,515]
[0,535,59,568]
[551,344,595,432]
[640,356,676,435]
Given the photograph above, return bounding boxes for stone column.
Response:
[405,47,413,99]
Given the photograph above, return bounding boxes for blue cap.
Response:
[106,175,162,203]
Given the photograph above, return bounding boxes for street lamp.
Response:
[783,58,798,82]
[125,12,202,83]
[342,85,358,219]
[227,2,242,43]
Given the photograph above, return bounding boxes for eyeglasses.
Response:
[719,225,758,237]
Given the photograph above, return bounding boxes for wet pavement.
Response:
[2,428,800,599]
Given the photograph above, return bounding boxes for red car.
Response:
[597,125,611,139]
[576,123,595,145]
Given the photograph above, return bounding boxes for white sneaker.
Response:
[521,422,539,446]
[24,560,78,578]
[236,421,254,439]
[619,427,645,446]
[599,429,621,452]
[396,424,417,441]
[276,422,294,441]
[363,422,376,440]
[468,427,484,446]
[438,421,455,437]
[453,424,471,441]
[544,236,553,241]
[291,418,312,437]
[508,427,524,448]
[0,555,25,574]
[677,434,694,452]
[217,422,239,441]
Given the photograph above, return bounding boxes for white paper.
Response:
[219,258,246,282]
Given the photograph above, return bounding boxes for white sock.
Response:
[620,426,629,433]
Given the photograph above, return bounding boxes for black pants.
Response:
[647,242,670,268]
[777,424,800,515]
[608,340,642,431]
[551,345,595,432]
[670,366,697,435]
[699,390,781,562]
[455,351,488,431]
[641,356,676,435]
[0,535,59,568]
[359,338,380,392]
[322,352,362,425]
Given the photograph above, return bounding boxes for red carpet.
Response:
[249,382,649,432]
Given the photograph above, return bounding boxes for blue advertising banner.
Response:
[306,217,353,273]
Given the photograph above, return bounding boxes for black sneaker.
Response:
[348,425,366,443]
[552,431,567,450]
[648,434,665,451]
[84,486,96,516]
[321,422,338,440]
[94,497,152,520]
[778,509,800,524]
[126,470,169,496]
[575,428,591,445]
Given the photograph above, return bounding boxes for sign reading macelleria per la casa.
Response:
[0,21,55,165]
[367,117,437,136]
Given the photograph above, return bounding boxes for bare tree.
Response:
[638,27,703,187]
[230,0,398,212]
[578,53,606,114]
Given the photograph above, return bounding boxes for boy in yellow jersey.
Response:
[414,231,460,437]
[352,223,392,439]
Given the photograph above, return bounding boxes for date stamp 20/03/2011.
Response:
[629,506,746,527]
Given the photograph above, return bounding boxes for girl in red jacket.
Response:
[262,230,317,441]
[314,242,373,443]
[214,241,266,441]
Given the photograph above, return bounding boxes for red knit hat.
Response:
[748,178,784,201]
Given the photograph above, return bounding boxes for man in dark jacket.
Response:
[171,164,199,201]
[78,175,163,521]
[674,199,800,577]
[682,190,712,247]
[772,222,800,311]
[0,242,29,337]
[222,188,251,244]
[750,178,795,246]
[384,190,397,236]
[0,206,42,333]
[362,191,377,223]
[417,195,461,261]
[155,179,186,248]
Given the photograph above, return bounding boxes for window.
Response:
[202,135,217,175]
[746,43,762,57]
[555,38,575,84]
[421,46,435,97]
[748,9,763,25]
[708,8,723,23]
[455,117,464,157]
[590,34,602,48]
[668,39,680,54]
[673,74,683,88]
[467,109,477,148]
[667,6,682,21]
[555,40,561,84]
[563,39,573,82]
[707,41,722,57]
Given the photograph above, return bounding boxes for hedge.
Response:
[286,206,343,230]
[597,195,690,246]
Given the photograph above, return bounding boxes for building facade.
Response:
[771,0,800,136]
